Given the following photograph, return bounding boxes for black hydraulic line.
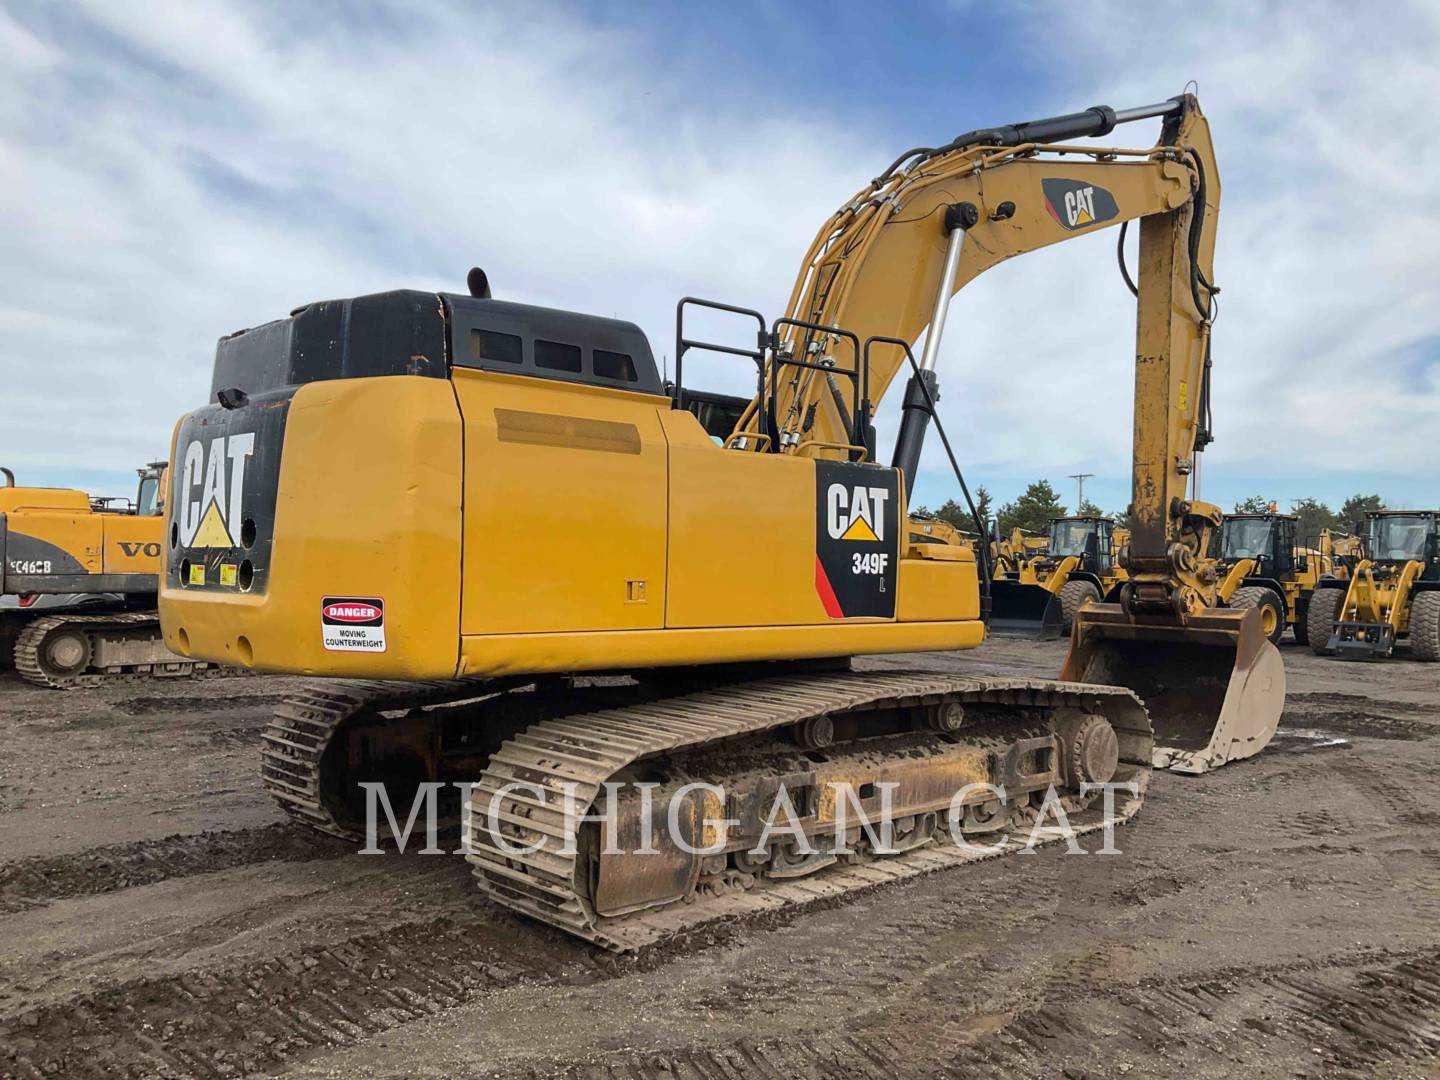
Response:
[1116,220,1138,297]
[873,146,938,184]
[865,335,992,621]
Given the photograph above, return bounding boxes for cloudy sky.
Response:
[3,0,1438,518]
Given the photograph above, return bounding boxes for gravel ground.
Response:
[2,636,1439,1078]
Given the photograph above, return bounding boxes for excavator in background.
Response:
[989,515,1128,637]
[994,526,1049,565]
[1214,512,1344,645]
[159,92,1283,950]
[989,525,1049,579]
[907,511,977,551]
[1307,509,1440,659]
[0,463,218,687]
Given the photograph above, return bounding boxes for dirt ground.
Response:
[2,636,1439,1079]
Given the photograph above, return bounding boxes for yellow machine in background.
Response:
[990,515,1128,636]
[907,512,977,551]
[1308,510,1440,659]
[161,93,1282,949]
[0,463,213,686]
[994,526,1049,566]
[1214,512,1343,645]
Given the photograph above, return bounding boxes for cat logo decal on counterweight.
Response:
[177,433,255,549]
[814,461,899,619]
[1041,178,1119,231]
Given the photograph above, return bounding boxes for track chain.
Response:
[13,611,233,689]
[467,670,1153,951]
[261,678,502,838]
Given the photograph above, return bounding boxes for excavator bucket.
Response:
[988,581,1065,640]
[1060,604,1284,774]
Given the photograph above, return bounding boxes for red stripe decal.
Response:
[814,555,845,619]
[1044,197,1062,224]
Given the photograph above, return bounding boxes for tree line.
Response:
[914,482,1388,539]
[913,479,1102,535]
[1231,493,1384,539]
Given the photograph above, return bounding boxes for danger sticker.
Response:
[322,596,386,652]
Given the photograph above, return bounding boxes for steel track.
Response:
[13,612,229,688]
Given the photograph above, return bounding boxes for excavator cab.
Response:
[135,463,168,518]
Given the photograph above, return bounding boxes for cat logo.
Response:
[826,483,890,543]
[177,433,254,549]
[1041,177,1119,232]
[814,462,899,620]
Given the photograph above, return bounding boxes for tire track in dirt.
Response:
[0,825,349,913]
[0,828,1141,1079]
[473,947,1440,1080]
[0,914,606,1079]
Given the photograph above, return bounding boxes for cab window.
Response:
[594,349,638,382]
[137,477,161,516]
[536,339,582,373]
[471,329,523,365]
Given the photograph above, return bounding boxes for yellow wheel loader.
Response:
[160,93,1282,950]
[1215,512,1339,646]
[1308,510,1440,660]
[989,515,1128,637]
[0,464,219,686]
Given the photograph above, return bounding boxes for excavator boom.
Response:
[729,93,1281,772]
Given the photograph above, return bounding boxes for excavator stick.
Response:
[987,581,1065,640]
[1061,604,1284,775]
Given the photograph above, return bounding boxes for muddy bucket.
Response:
[987,580,1064,640]
[1060,604,1284,774]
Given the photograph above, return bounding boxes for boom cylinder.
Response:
[949,98,1182,151]
[892,203,974,495]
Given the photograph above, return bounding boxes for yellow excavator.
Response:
[989,515,1129,636]
[994,526,1050,565]
[159,92,1282,950]
[0,463,218,686]
[907,511,977,551]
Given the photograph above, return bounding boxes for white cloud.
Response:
[1,0,1436,519]
[0,1,874,483]
[918,0,1440,513]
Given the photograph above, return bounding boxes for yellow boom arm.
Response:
[737,94,1220,617]
[723,93,1279,773]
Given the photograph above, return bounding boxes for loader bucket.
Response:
[988,581,1064,640]
[1060,604,1284,775]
